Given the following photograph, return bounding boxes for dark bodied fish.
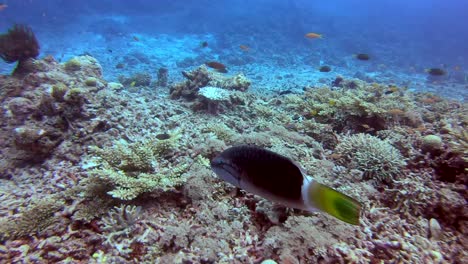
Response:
[426,68,446,76]
[319,65,332,72]
[205,61,228,73]
[211,145,362,225]
[355,53,370,60]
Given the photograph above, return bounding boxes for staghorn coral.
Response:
[0,196,64,240]
[86,135,188,200]
[335,133,406,182]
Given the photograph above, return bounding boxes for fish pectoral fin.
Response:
[306,181,362,225]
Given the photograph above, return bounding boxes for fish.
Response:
[133,36,140,41]
[130,81,136,87]
[239,45,250,51]
[278,89,294,95]
[205,61,228,73]
[319,66,331,72]
[201,41,208,48]
[305,32,323,39]
[0,3,7,11]
[354,54,370,60]
[211,145,362,225]
[425,68,446,76]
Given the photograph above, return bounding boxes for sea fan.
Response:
[0,24,40,63]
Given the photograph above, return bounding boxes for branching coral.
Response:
[284,82,416,133]
[335,133,406,182]
[86,135,187,200]
[0,197,64,240]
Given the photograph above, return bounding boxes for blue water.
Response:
[1,0,468,97]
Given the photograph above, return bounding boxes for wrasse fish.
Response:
[205,61,228,73]
[305,32,323,39]
[211,145,362,225]
[239,45,250,51]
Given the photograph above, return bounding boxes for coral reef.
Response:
[0,55,466,263]
[335,133,406,182]
[118,72,152,87]
[85,134,188,200]
[170,65,251,100]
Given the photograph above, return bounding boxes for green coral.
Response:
[286,83,415,131]
[89,139,158,172]
[335,133,406,182]
[63,57,82,71]
[86,133,187,200]
[0,197,64,240]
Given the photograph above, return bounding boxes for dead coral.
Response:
[118,72,152,87]
[170,65,251,101]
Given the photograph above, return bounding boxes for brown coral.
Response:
[0,24,40,75]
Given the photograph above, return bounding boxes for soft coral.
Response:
[0,24,40,74]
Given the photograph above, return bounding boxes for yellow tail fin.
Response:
[306,181,362,225]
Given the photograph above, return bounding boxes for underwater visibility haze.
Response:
[0,0,467,263]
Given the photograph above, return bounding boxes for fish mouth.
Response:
[210,157,241,187]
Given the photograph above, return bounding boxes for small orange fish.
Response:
[305,32,323,39]
[0,3,7,11]
[239,45,250,51]
[133,36,140,41]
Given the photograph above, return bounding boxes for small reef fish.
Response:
[426,68,446,76]
[133,36,140,41]
[319,65,331,72]
[0,3,7,11]
[201,41,208,48]
[305,32,323,39]
[211,145,362,225]
[239,45,250,51]
[205,61,228,73]
[354,53,370,60]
